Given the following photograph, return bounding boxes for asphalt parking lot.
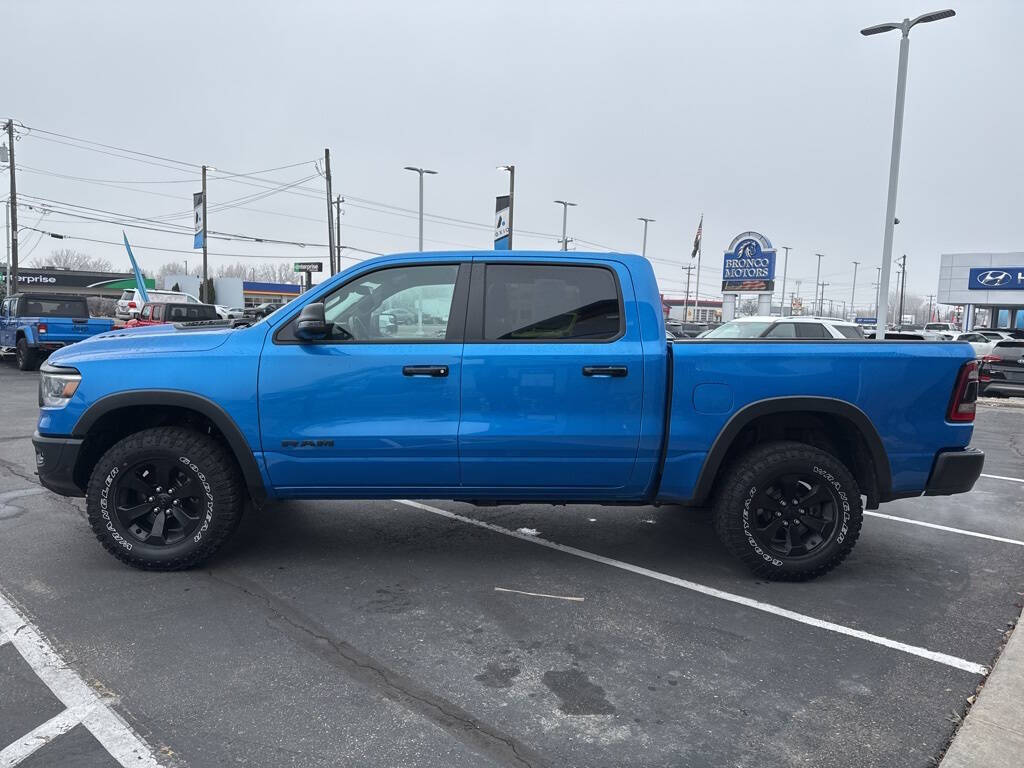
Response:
[1,361,1022,768]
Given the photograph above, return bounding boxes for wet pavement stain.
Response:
[542,669,616,715]
[474,661,522,688]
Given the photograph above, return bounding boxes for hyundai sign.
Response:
[722,231,776,293]
[968,267,1024,290]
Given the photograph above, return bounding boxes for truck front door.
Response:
[258,261,469,492]
[459,259,644,491]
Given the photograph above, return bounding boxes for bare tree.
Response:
[30,248,112,272]
[214,261,298,284]
[739,298,759,316]
[156,261,189,281]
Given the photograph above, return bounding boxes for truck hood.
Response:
[47,321,235,365]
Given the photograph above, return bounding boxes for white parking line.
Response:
[396,500,989,676]
[0,707,87,767]
[0,589,162,768]
[981,473,1024,484]
[865,511,1024,547]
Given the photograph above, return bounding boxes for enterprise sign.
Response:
[968,267,1024,290]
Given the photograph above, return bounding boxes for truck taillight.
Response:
[37,323,47,334]
[947,360,979,423]
[128,301,137,308]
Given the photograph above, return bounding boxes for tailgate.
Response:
[987,341,1024,383]
[39,317,113,341]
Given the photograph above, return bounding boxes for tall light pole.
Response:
[637,217,655,258]
[862,9,955,339]
[850,261,860,320]
[554,200,577,251]
[874,265,882,320]
[404,166,438,251]
[814,253,824,316]
[780,246,791,315]
[497,165,515,248]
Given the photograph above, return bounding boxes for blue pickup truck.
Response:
[1,293,114,371]
[31,251,984,580]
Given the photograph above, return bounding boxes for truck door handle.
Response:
[403,365,449,377]
[582,365,628,378]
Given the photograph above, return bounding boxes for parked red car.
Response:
[124,301,220,327]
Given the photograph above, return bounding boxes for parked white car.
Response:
[117,289,203,321]
[956,332,995,357]
[924,322,959,340]
[703,315,865,339]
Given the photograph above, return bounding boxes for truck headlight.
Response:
[39,365,81,408]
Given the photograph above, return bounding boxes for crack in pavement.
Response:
[208,569,546,768]
[0,454,40,486]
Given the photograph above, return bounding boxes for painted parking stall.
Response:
[1,364,1023,766]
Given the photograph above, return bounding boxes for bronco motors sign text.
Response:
[721,231,776,293]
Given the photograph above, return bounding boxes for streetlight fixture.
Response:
[861,8,955,336]
[553,200,577,251]
[497,165,515,249]
[814,253,824,316]
[850,261,860,321]
[403,166,438,251]
[637,217,655,258]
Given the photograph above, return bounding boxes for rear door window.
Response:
[796,323,830,339]
[141,305,153,320]
[482,264,622,341]
[835,325,864,339]
[763,323,797,338]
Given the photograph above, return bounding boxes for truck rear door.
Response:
[459,258,644,491]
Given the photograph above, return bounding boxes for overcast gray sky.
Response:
[5,0,1022,309]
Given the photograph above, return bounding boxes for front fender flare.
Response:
[73,390,267,502]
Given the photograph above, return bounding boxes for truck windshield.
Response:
[704,320,773,338]
[19,297,89,318]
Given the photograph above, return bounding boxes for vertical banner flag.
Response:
[122,231,150,303]
[691,214,703,258]
[494,195,511,250]
[193,191,204,249]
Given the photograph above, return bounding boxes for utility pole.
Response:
[201,164,208,302]
[896,254,907,329]
[926,293,935,322]
[780,246,791,316]
[4,198,10,296]
[850,261,860,321]
[818,281,830,316]
[874,266,882,320]
[637,217,655,258]
[814,253,824,316]
[6,120,18,291]
[334,195,343,274]
[682,265,695,320]
[325,149,336,272]
[554,200,577,251]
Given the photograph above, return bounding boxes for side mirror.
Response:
[294,302,328,340]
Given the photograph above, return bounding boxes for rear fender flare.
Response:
[692,396,891,505]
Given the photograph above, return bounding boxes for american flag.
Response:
[690,214,702,259]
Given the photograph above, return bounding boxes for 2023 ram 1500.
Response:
[31,251,984,580]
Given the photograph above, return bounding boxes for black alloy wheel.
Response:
[113,456,207,546]
[745,472,839,559]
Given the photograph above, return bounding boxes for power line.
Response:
[20,226,382,259]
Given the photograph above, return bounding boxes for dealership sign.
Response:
[722,231,776,293]
[968,267,1024,290]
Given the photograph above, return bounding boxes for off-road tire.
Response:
[16,339,39,371]
[86,427,244,570]
[713,440,863,581]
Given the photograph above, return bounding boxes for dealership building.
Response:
[938,253,1024,330]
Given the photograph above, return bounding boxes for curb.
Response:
[940,610,1024,767]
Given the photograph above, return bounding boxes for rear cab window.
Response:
[18,297,89,318]
[482,264,622,341]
